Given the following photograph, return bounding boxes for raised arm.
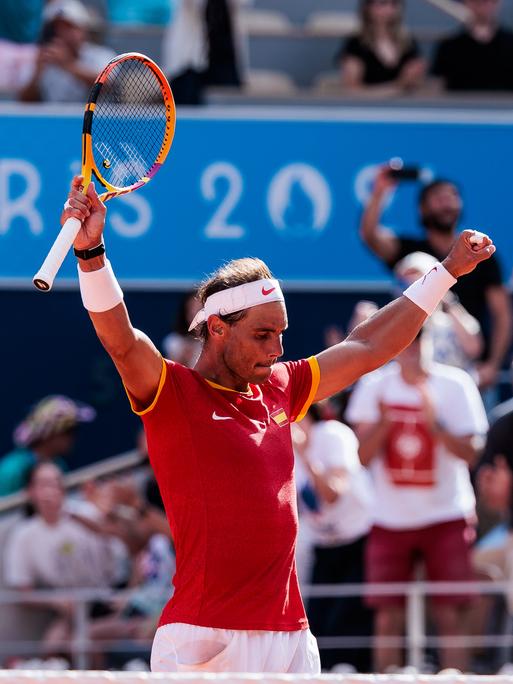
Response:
[314,231,496,401]
[359,166,401,264]
[62,176,162,409]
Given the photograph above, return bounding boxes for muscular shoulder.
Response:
[163,359,199,391]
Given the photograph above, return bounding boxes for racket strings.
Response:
[92,59,168,188]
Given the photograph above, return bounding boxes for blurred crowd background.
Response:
[1,0,513,676]
[2,0,513,103]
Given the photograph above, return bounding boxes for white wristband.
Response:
[403,263,457,315]
[78,259,124,312]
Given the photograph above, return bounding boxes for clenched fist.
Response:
[442,230,495,279]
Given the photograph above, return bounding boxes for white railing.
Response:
[2,674,511,684]
[0,449,145,515]
[1,580,512,670]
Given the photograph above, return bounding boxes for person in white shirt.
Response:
[19,0,115,103]
[294,403,374,672]
[395,251,483,376]
[4,462,118,655]
[346,330,488,672]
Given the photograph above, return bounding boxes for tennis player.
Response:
[63,175,495,673]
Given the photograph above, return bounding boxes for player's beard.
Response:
[422,209,459,234]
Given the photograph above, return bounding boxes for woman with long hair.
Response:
[340,0,425,95]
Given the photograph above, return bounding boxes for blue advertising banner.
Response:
[0,105,512,289]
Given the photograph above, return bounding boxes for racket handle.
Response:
[33,217,82,291]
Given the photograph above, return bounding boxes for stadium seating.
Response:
[305,11,359,38]
[239,9,293,36]
[245,69,297,96]
[96,0,513,97]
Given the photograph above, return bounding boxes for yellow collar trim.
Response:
[204,378,253,396]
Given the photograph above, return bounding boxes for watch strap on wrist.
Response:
[73,243,106,260]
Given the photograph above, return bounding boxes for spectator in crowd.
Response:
[348,300,380,334]
[161,292,202,367]
[293,403,374,672]
[346,330,488,672]
[3,462,119,656]
[359,167,512,391]
[88,532,174,668]
[74,476,164,556]
[19,0,115,102]
[395,251,483,374]
[474,363,513,604]
[323,301,379,350]
[432,0,513,91]
[319,301,383,433]
[162,0,249,105]
[339,0,425,95]
[0,40,38,98]
[0,395,95,497]
[81,473,173,668]
[464,368,513,672]
[0,0,45,98]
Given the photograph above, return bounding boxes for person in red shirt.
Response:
[62,175,495,673]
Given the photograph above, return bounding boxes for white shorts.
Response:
[151,622,321,674]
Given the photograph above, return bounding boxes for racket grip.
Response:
[33,217,82,291]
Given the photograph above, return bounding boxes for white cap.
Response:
[395,251,438,279]
[43,0,91,28]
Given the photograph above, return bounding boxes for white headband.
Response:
[189,278,285,332]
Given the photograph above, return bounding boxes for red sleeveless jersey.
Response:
[130,356,319,631]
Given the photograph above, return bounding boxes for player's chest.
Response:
[185,389,293,466]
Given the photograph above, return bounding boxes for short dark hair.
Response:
[419,179,459,207]
[194,257,274,342]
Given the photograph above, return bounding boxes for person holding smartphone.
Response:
[359,163,511,394]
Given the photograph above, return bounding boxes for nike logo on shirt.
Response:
[212,412,234,421]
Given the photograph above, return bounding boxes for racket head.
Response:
[81,52,176,201]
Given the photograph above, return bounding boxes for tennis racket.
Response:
[33,51,175,291]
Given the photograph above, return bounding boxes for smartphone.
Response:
[388,166,422,181]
